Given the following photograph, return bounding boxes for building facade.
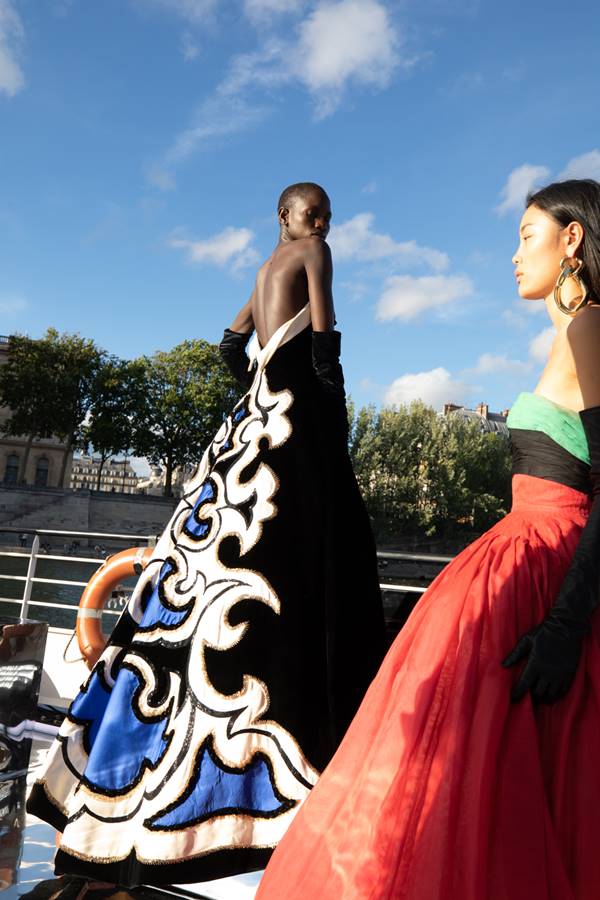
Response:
[0,336,73,489]
[70,455,140,494]
[443,401,510,437]
[137,463,196,497]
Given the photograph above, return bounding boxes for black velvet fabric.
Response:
[27,324,385,888]
[213,328,385,766]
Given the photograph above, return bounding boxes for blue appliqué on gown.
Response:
[148,745,286,829]
[139,560,189,629]
[71,668,169,792]
[185,480,215,538]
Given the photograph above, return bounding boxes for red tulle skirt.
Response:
[256,475,600,900]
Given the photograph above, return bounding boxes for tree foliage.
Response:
[0,329,105,486]
[349,400,511,541]
[83,358,147,488]
[131,339,239,496]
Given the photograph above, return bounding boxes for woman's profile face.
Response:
[513,204,565,302]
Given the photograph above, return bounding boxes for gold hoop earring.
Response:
[554,256,589,317]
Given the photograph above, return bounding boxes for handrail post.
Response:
[20,534,40,620]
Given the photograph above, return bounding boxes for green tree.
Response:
[132,339,238,496]
[84,358,147,489]
[350,401,511,541]
[0,329,105,487]
[47,331,106,486]
[0,334,58,483]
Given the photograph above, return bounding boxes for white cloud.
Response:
[169,226,260,271]
[168,98,267,163]
[148,93,268,189]
[224,0,402,116]
[361,180,377,195]
[139,0,217,23]
[218,40,289,96]
[181,31,199,61]
[466,352,531,377]
[495,164,550,216]
[330,213,448,271]
[376,273,474,322]
[294,0,400,117]
[243,0,305,23]
[529,326,555,363]
[0,0,25,98]
[145,164,176,191]
[147,0,406,186]
[443,71,484,99]
[0,293,27,315]
[384,367,470,411]
[559,150,600,182]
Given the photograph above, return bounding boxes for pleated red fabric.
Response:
[256,475,600,900]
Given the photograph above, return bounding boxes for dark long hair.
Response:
[527,179,600,302]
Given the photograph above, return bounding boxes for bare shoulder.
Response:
[296,236,333,263]
[567,304,600,348]
[568,305,600,407]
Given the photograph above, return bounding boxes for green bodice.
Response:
[507,392,590,464]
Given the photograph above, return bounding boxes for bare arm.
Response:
[304,239,335,332]
[568,307,600,408]
[229,291,255,334]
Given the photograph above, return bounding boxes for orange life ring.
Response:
[76,546,153,670]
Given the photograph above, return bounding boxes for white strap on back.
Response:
[248,303,311,372]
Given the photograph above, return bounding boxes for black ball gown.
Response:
[27,304,385,886]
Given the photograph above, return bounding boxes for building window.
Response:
[4,454,19,485]
[35,457,50,488]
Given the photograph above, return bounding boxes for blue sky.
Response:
[2,0,600,422]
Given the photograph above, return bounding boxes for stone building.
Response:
[137,463,196,498]
[70,455,140,494]
[0,335,73,488]
[443,401,510,437]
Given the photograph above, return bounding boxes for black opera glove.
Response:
[218,329,253,390]
[311,330,349,443]
[503,405,600,705]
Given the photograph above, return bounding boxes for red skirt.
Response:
[256,476,600,900]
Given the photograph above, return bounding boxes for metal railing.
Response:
[0,527,156,623]
[0,527,455,628]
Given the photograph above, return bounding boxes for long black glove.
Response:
[503,405,600,704]
[218,329,253,390]
[312,330,349,444]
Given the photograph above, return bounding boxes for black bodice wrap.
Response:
[510,428,591,494]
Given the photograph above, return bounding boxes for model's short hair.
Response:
[277,182,329,211]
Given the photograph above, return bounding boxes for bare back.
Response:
[251,237,334,347]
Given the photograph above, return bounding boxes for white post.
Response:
[20,534,39,621]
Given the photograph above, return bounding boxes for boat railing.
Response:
[0,527,156,622]
[0,526,455,625]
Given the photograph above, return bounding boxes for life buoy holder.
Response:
[76,546,153,670]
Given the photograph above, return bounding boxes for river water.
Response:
[0,552,136,631]
[0,548,441,640]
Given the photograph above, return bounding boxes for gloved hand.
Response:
[503,405,600,704]
[311,330,349,444]
[219,329,253,390]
